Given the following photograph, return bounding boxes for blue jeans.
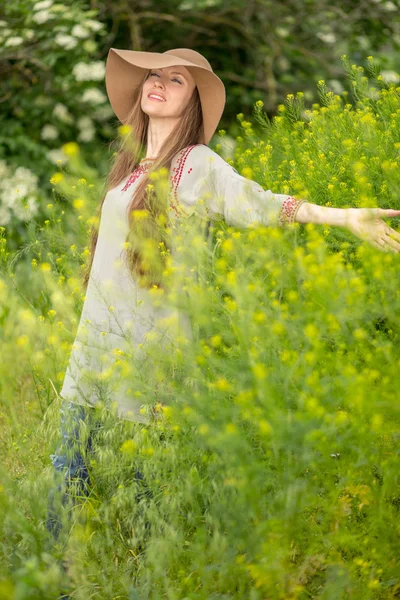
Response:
[46,400,152,541]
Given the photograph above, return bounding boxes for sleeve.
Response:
[171,144,307,228]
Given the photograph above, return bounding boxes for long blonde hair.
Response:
[82,69,204,290]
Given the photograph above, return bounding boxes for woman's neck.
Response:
[145,116,180,158]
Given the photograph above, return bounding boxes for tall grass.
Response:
[1,56,399,599]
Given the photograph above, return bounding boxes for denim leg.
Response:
[47,401,153,543]
[46,400,97,540]
[133,467,153,503]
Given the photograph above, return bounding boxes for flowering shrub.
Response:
[0,160,39,226]
[0,0,113,242]
[0,0,111,190]
[1,59,400,598]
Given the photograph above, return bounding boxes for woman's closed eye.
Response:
[149,72,182,84]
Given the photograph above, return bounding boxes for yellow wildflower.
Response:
[120,439,137,454]
[225,423,237,434]
[16,335,29,347]
[210,334,222,347]
[118,124,132,136]
[215,378,232,392]
[252,363,267,379]
[132,209,149,220]
[73,198,85,210]
[62,142,79,156]
[259,420,272,434]
[222,238,233,252]
[50,173,64,185]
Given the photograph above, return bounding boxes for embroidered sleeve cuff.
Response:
[277,197,307,226]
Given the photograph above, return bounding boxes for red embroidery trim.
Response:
[121,147,199,217]
[169,144,198,216]
[278,196,305,226]
[121,162,153,192]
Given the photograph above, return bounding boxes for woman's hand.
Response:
[345,207,400,253]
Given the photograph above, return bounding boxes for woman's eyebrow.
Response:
[154,68,186,78]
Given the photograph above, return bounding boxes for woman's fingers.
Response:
[369,237,388,252]
[384,225,400,243]
[376,234,399,253]
[381,209,400,218]
[384,233,400,253]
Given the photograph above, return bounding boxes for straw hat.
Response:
[105,47,226,145]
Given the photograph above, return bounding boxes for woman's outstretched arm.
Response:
[295,202,400,253]
[173,145,400,253]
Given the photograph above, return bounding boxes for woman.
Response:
[47,47,400,541]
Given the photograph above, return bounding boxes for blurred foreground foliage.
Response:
[0,58,400,598]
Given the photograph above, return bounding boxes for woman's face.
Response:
[141,65,196,118]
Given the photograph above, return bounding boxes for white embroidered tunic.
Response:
[59,143,306,423]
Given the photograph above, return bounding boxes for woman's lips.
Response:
[148,94,166,102]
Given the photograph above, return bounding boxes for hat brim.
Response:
[105,48,226,145]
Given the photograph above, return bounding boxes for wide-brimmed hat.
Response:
[105,47,226,145]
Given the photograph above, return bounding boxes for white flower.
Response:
[82,87,106,104]
[34,95,51,107]
[218,135,236,160]
[5,36,24,47]
[55,33,77,50]
[20,197,39,219]
[41,124,59,140]
[357,35,370,51]
[72,24,90,39]
[317,32,336,44]
[78,128,95,142]
[14,167,38,187]
[327,79,344,94]
[383,1,397,10]
[72,61,106,82]
[24,30,35,40]
[381,70,400,84]
[0,160,9,178]
[13,203,28,220]
[77,116,95,142]
[47,148,68,165]
[85,19,104,32]
[33,0,53,10]
[53,102,73,123]
[0,206,11,226]
[367,87,380,101]
[9,182,30,199]
[0,164,39,223]
[0,21,8,27]
[92,105,114,121]
[78,116,93,129]
[32,10,54,24]
[1,190,14,209]
[275,27,289,38]
[304,90,314,102]
[277,56,290,71]
[50,4,67,13]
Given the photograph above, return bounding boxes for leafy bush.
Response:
[0,0,111,246]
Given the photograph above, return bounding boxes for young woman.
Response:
[47,47,400,540]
